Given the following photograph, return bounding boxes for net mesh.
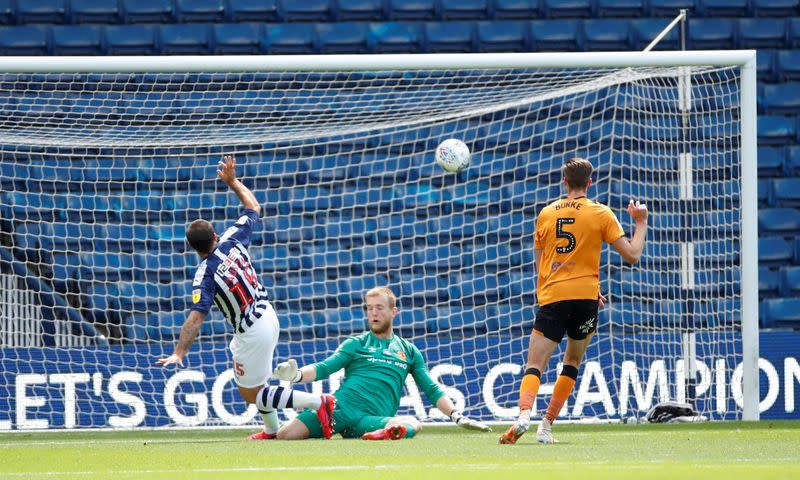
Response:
[0,64,743,429]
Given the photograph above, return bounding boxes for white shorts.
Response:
[229,301,280,388]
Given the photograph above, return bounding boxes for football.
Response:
[435,138,471,173]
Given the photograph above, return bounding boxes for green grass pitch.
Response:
[2,421,799,480]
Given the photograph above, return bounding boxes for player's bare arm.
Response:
[612,199,649,263]
[155,310,206,367]
[217,154,261,215]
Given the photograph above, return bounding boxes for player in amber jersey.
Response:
[500,157,648,445]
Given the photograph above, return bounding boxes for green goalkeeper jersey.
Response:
[312,331,445,417]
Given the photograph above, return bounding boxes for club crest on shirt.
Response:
[192,289,201,304]
[395,351,406,361]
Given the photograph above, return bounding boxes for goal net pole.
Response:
[0,51,759,73]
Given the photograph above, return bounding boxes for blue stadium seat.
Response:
[582,19,632,51]
[449,273,502,304]
[424,21,475,52]
[762,83,800,115]
[360,244,415,271]
[757,49,776,82]
[758,178,772,206]
[316,23,369,53]
[780,266,800,296]
[79,252,133,282]
[278,0,332,21]
[103,25,158,55]
[596,0,644,17]
[776,50,800,81]
[761,297,800,329]
[786,146,800,176]
[694,240,739,266]
[370,22,424,53]
[16,0,67,23]
[0,26,49,55]
[440,0,489,20]
[699,0,749,17]
[757,115,797,146]
[477,20,527,52]
[70,0,121,24]
[335,0,384,20]
[414,245,463,270]
[542,0,592,18]
[226,0,278,21]
[160,24,211,55]
[0,0,12,24]
[738,19,787,49]
[505,271,535,300]
[51,25,102,55]
[263,23,316,54]
[648,0,694,17]
[630,18,679,50]
[752,0,799,17]
[758,146,785,177]
[759,266,780,297]
[492,0,539,19]
[386,0,437,20]
[121,0,173,23]
[688,19,736,49]
[616,270,679,297]
[639,242,680,268]
[213,23,261,54]
[175,0,225,22]
[771,178,800,207]
[790,18,800,48]
[529,19,581,51]
[758,236,794,266]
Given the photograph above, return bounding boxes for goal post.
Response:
[0,50,759,430]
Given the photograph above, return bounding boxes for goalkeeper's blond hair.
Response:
[365,287,397,309]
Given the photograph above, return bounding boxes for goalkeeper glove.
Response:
[272,359,302,383]
[451,410,492,432]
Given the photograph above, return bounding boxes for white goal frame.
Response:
[0,51,759,422]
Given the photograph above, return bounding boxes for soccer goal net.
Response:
[0,52,758,430]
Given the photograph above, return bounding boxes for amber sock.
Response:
[519,368,542,412]
[544,365,579,424]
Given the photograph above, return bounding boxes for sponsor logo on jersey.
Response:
[192,289,201,304]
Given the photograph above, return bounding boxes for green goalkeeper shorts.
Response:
[297,401,392,439]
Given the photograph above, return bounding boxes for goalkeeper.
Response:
[272,287,491,440]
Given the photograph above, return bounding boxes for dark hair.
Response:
[562,157,593,190]
[186,219,215,255]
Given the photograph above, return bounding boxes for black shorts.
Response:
[533,299,598,342]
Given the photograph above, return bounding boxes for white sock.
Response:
[517,409,531,424]
[256,385,322,412]
[259,409,280,434]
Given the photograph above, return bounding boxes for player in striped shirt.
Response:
[156,155,335,440]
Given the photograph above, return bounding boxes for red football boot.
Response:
[361,424,407,441]
[248,431,277,440]
[317,394,336,439]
